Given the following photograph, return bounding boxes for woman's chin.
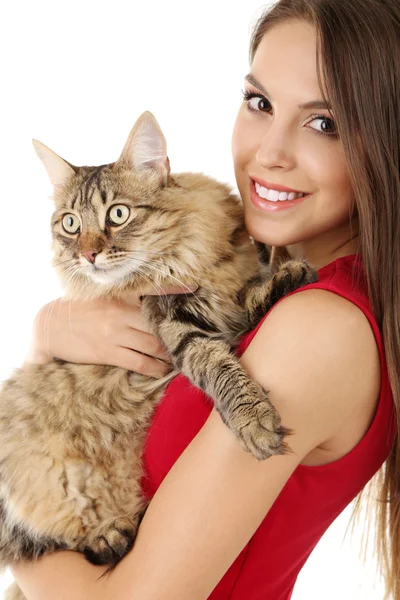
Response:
[244,216,288,248]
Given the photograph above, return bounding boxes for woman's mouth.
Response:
[249,178,312,213]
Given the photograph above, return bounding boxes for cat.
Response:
[0,111,317,600]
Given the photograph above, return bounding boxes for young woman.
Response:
[12,0,400,598]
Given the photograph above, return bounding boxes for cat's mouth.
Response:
[82,262,130,286]
[78,255,160,288]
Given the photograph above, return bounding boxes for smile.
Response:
[255,182,306,202]
[249,178,312,213]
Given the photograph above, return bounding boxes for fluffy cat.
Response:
[0,112,317,600]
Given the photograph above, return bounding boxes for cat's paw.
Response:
[245,259,318,327]
[276,258,318,292]
[223,384,293,460]
[81,516,139,566]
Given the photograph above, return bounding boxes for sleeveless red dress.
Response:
[141,254,396,600]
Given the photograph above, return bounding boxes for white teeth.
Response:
[266,189,280,202]
[255,181,305,202]
[256,184,269,200]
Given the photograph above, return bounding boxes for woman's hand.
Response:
[26,286,196,378]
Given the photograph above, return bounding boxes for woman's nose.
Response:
[255,122,296,171]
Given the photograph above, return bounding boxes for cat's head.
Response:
[33,111,247,300]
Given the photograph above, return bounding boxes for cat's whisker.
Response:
[143,263,199,300]
[60,264,78,278]
[125,251,174,257]
[53,261,71,270]
[143,260,204,294]
[59,265,85,294]
[125,248,209,259]
[128,260,172,306]
[134,257,196,279]
[63,266,81,285]
[165,274,200,299]
[133,265,169,303]
[111,252,208,285]
[130,257,207,285]
[132,262,167,295]
[52,258,76,269]
[159,264,205,285]
[69,268,82,287]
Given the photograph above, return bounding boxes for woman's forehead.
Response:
[250,21,326,103]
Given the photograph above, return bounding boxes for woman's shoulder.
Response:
[240,288,381,457]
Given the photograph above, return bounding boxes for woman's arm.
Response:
[12,289,377,600]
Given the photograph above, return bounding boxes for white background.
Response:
[0,1,385,597]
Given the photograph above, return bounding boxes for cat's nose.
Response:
[82,251,98,264]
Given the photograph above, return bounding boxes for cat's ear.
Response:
[118,112,170,185]
[32,140,76,187]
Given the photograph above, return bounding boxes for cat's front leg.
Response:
[165,330,292,460]
[241,259,318,329]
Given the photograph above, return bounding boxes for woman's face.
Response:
[232,19,358,264]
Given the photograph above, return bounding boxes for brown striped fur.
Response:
[1,112,317,599]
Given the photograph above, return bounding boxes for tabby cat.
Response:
[0,111,317,600]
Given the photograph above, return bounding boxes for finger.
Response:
[111,347,171,378]
[115,301,155,335]
[121,309,155,335]
[118,329,171,362]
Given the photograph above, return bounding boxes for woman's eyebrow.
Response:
[244,73,331,110]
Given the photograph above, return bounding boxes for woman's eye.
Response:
[107,204,130,226]
[62,214,80,234]
[308,116,337,136]
[242,90,271,113]
[248,96,270,112]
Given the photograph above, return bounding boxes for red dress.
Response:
[142,254,396,599]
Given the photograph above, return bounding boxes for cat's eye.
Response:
[62,214,80,234]
[107,204,130,226]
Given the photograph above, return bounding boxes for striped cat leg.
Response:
[168,330,292,460]
[242,259,318,328]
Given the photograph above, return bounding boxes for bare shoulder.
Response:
[240,289,381,459]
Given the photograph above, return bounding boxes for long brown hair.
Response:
[248,1,400,597]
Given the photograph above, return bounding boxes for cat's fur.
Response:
[0,112,317,600]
